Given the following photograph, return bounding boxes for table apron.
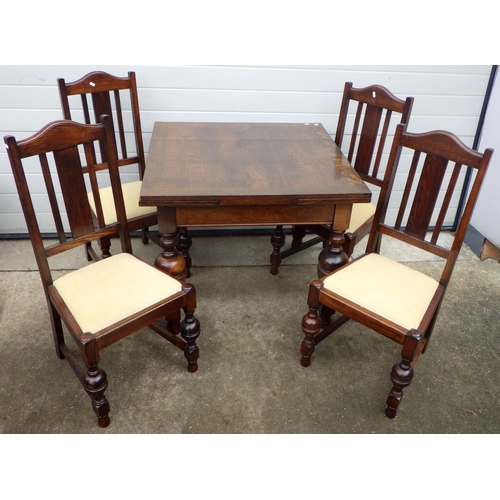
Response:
[157,204,353,231]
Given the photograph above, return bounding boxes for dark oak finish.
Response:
[300,123,493,418]
[280,82,414,264]
[139,122,372,278]
[58,70,159,259]
[4,116,200,428]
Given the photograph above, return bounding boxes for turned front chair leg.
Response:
[270,225,286,275]
[84,363,111,428]
[300,281,323,367]
[385,330,422,418]
[81,333,110,427]
[181,312,200,373]
[180,284,200,373]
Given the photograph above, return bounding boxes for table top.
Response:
[140,122,371,207]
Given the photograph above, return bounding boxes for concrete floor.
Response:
[1,231,500,435]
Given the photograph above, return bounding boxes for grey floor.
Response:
[1,231,500,436]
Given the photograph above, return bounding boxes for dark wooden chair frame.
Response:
[300,122,493,418]
[5,116,200,428]
[58,70,159,260]
[278,82,414,265]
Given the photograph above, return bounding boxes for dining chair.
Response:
[299,123,493,418]
[58,70,159,260]
[4,116,200,428]
[273,82,414,272]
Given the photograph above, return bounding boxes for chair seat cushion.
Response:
[346,202,376,233]
[53,253,183,334]
[323,253,439,331]
[88,180,156,225]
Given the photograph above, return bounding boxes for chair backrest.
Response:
[58,71,146,179]
[367,123,494,288]
[4,116,132,291]
[335,82,414,188]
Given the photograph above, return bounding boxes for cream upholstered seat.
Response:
[323,253,439,331]
[299,123,493,419]
[88,180,156,226]
[54,253,182,334]
[5,116,201,428]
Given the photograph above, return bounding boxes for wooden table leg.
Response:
[176,227,192,278]
[316,204,353,323]
[317,228,348,278]
[155,232,187,282]
[317,226,347,325]
[291,225,306,248]
[317,203,352,278]
[155,207,187,281]
[270,225,286,275]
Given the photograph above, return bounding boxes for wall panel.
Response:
[0,64,492,234]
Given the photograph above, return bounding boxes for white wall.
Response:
[470,69,500,248]
[0,65,492,234]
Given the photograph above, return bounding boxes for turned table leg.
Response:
[155,232,187,282]
[176,227,192,278]
[270,225,286,275]
[291,225,306,248]
[154,207,187,281]
[317,228,348,278]
[317,204,352,279]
